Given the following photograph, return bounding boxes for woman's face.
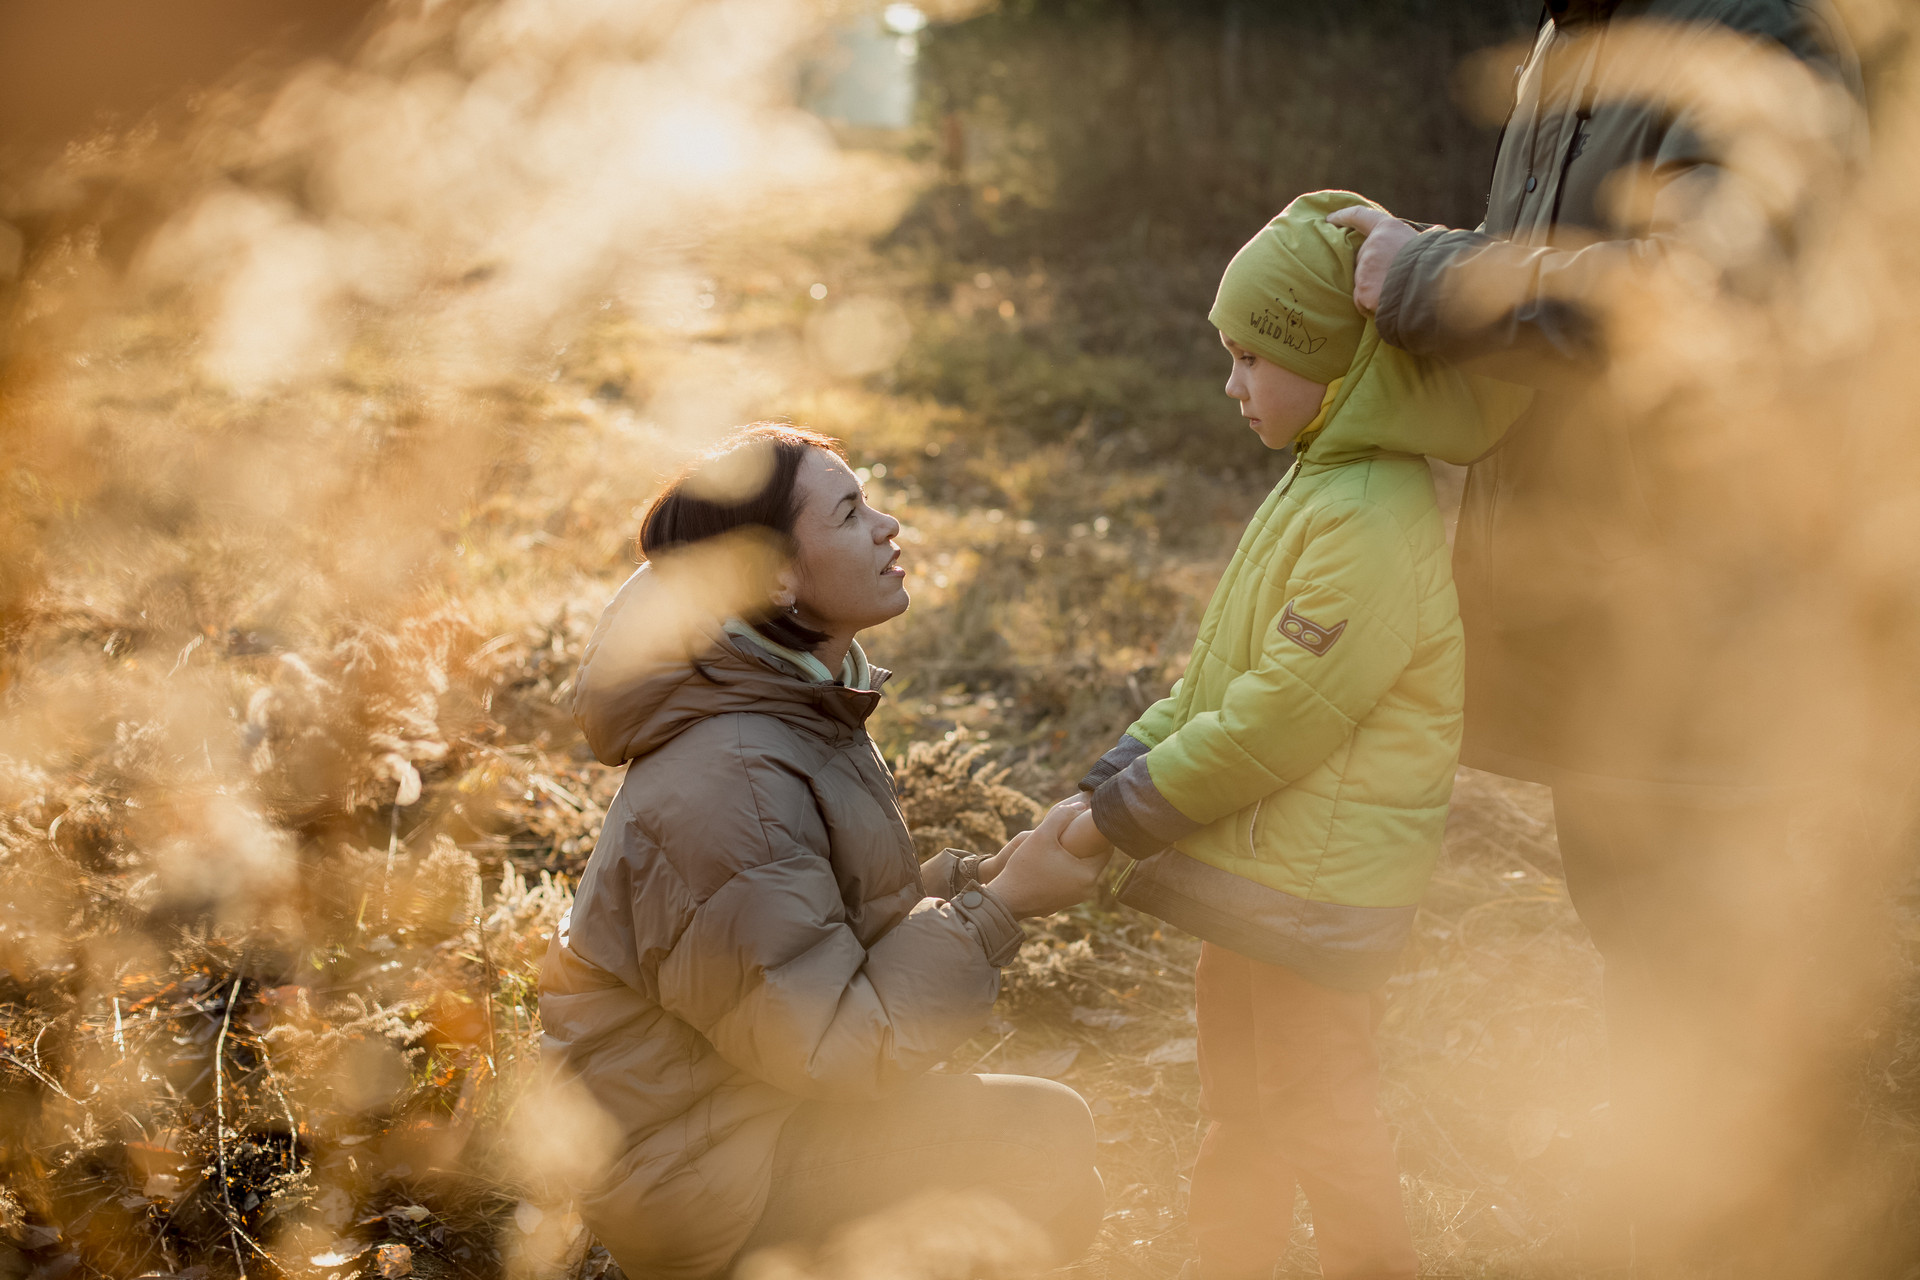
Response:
[780,448,909,636]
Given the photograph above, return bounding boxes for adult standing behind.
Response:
[540,424,1107,1279]
[1328,0,1862,1267]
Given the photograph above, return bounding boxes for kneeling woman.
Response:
[540,424,1108,1278]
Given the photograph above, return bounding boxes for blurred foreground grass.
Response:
[6,3,1920,1276]
[9,157,1916,1278]
[0,137,1598,1276]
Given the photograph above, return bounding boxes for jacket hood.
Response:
[1212,189,1531,467]
[572,565,887,766]
[1299,321,1535,467]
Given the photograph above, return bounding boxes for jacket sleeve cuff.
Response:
[1375,225,1453,353]
[1090,755,1203,861]
[952,885,1025,967]
[1077,734,1151,794]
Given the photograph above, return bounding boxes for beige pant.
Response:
[735,1071,1103,1272]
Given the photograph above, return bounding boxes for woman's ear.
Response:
[769,565,799,612]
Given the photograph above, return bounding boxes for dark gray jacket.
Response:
[1376,0,1860,787]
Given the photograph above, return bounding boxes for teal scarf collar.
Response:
[723,620,873,690]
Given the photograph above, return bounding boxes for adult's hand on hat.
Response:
[1328,205,1418,317]
[986,797,1111,919]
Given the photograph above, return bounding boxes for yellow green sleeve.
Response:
[1127,679,1183,749]
[1144,499,1419,826]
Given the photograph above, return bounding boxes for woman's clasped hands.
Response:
[973,796,1115,919]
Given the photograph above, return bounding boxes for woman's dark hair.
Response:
[640,422,847,652]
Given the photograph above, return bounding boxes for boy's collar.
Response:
[1289,376,1345,462]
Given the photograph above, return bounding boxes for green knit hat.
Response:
[1209,189,1383,384]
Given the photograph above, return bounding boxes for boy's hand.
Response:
[985,798,1111,918]
[973,797,1110,891]
[1327,205,1418,317]
[1060,808,1112,861]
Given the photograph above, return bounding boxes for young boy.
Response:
[1077,191,1529,1280]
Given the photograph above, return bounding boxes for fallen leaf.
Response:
[1145,1037,1198,1066]
[390,1205,430,1222]
[124,1141,185,1178]
[309,1243,369,1267]
[375,1243,413,1279]
[142,1174,182,1201]
[314,1187,354,1229]
[515,1201,545,1234]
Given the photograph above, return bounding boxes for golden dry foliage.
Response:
[891,736,1047,861]
[2,1,1920,1279]
[0,1,899,1276]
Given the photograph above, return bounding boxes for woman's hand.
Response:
[978,799,1109,884]
[975,827,1028,885]
[985,798,1112,919]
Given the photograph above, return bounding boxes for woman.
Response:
[540,424,1109,1279]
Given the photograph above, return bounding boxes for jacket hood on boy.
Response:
[1211,190,1532,468]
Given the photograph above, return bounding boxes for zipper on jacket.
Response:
[1245,795,1266,858]
[1548,101,1594,229]
[1274,454,1306,502]
[1545,23,1604,230]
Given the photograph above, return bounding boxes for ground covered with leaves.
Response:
[7,2,1920,1276]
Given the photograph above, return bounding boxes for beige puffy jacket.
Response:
[539,567,1023,1279]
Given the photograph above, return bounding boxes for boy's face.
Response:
[1221,333,1328,450]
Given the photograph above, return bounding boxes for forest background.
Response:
[3,1,1918,1279]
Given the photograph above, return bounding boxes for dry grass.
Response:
[0,212,1909,1280]
[5,2,1920,1277]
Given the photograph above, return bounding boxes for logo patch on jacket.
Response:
[1277,601,1346,656]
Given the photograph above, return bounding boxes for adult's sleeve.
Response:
[652,761,1019,1101]
[1378,4,1862,375]
[1091,501,1418,859]
[1374,127,1719,374]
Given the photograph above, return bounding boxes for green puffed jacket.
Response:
[1087,326,1529,989]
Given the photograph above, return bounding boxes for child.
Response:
[1078,191,1529,1280]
